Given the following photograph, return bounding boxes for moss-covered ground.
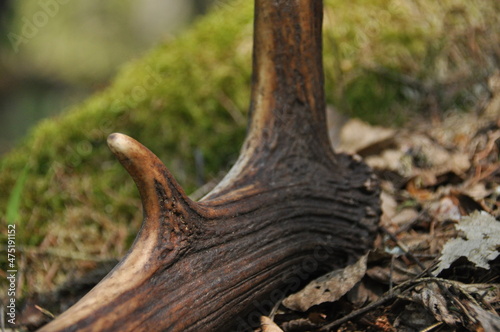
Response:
[1,0,499,303]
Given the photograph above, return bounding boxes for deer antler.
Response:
[39,1,380,331]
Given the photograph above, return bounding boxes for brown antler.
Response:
[39,1,380,331]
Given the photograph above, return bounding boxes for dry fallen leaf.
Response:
[429,196,463,222]
[374,315,396,332]
[413,282,461,326]
[365,149,404,171]
[390,208,419,228]
[282,253,368,312]
[337,118,395,155]
[260,316,284,332]
[434,211,500,274]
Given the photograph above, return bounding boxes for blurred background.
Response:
[0,0,215,154]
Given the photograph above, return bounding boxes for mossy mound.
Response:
[1,0,498,298]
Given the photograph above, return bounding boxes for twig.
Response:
[216,92,247,125]
[315,277,461,331]
[269,298,284,320]
[35,305,55,319]
[380,226,433,276]
[315,294,398,331]
[379,227,482,324]
[390,254,395,293]
[420,321,443,332]
[314,228,440,331]
[314,278,415,331]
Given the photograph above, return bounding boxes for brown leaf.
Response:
[374,315,396,332]
[260,316,284,332]
[406,178,434,201]
[338,119,395,156]
[429,196,462,222]
[381,191,398,220]
[412,283,461,326]
[463,182,491,202]
[282,253,368,312]
[450,190,486,215]
[365,149,405,171]
[390,208,419,228]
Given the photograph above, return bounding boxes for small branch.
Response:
[314,277,456,331]
[380,226,433,276]
[315,278,417,331]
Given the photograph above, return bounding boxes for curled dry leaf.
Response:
[406,280,500,330]
[413,283,462,326]
[282,253,368,312]
[260,316,284,332]
[434,211,500,274]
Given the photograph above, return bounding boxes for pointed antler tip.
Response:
[107,132,128,151]
[107,133,145,159]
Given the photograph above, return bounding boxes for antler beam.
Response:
[39,1,380,331]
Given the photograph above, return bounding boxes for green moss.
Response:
[0,0,498,296]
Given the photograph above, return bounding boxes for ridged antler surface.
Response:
[39,1,380,331]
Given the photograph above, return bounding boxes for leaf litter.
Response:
[282,253,369,312]
[257,105,500,331]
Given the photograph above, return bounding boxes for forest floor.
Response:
[12,79,500,331]
[256,82,500,331]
